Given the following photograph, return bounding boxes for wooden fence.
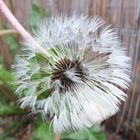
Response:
[0,0,140,140]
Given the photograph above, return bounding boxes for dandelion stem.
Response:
[0,0,50,56]
[55,134,61,140]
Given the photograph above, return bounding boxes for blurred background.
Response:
[0,0,140,140]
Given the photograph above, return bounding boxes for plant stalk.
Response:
[55,134,61,140]
[0,29,18,36]
[0,0,49,56]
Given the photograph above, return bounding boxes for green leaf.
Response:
[0,65,13,82]
[62,129,89,140]
[0,66,16,92]
[90,124,101,133]
[4,35,18,54]
[92,133,106,140]
[28,4,48,29]
[88,135,97,140]
[62,125,106,140]
[28,4,41,28]
[0,102,25,116]
[31,122,54,140]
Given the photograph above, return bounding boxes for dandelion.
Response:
[13,15,131,133]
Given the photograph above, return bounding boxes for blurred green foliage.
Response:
[28,4,48,30]
[62,124,106,140]
[0,3,106,140]
[4,35,19,54]
[31,122,106,140]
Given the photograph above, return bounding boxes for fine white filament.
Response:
[13,15,131,133]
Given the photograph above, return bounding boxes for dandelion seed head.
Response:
[13,14,131,133]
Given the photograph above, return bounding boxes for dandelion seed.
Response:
[13,15,131,133]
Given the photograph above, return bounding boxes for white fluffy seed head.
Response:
[13,14,132,133]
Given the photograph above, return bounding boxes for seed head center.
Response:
[52,58,85,92]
